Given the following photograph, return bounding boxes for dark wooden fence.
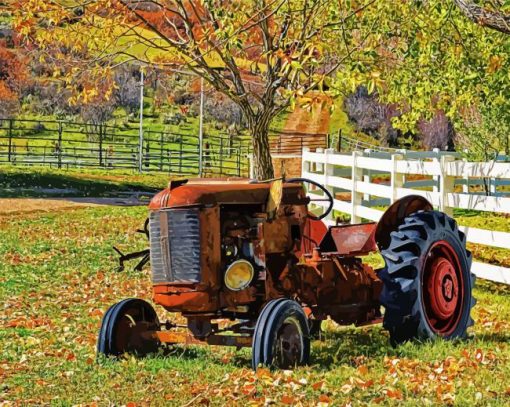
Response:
[0,119,250,177]
[269,130,329,154]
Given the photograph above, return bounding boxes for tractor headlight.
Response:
[224,260,254,291]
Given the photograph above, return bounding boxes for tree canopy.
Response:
[12,0,510,172]
[16,0,377,178]
[329,1,510,156]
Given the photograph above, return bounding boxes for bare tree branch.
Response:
[453,0,510,34]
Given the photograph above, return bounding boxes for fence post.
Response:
[463,157,469,193]
[219,137,224,175]
[99,124,103,167]
[249,153,254,179]
[301,147,310,176]
[159,132,164,171]
[145,138,150,169]
[390,153,404,204]
[324,148,335,221]
[439,155,455,216]
[489,177,497,196]
[57,121,63,169]
[196,140,201,176]
[337,129,342,152]
[7,119,13,162]
[399,149,408,185]
[432,148,440,194]
[363,149,372,203]
[316,147,324,174]
[237,147,241,177]
[351,150,362,224]
[179,136,183,174]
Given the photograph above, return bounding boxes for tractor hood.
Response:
[149,179,307,209]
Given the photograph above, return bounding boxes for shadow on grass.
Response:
[97,345,217,368]
[101,327,510,372]
[0,170,160,198]
[310,327,391,369]
[474,332,510,343]
[139,326,394,370]
[160,345,213,360]
[475,279,510,297]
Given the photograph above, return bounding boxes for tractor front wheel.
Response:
[252,299,310,370]
[97,298,160,357]
[379,210,476,346]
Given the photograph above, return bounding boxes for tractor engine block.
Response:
[283,253,382,325]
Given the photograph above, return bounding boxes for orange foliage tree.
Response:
[14,0,374,179]
[0,41,29,118]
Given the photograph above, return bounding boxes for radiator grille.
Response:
[149,208,201,283]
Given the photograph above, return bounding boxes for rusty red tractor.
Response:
[98,178,475,369]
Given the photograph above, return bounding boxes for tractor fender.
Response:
[375,195,433,251]
[299,216,328,255]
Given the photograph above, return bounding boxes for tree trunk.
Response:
[454,0,510,35]
[251,122,274,180]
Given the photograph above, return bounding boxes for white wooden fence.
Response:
[301,147,510,285]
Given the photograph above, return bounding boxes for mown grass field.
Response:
[1,198,509,405]
[0,166,171,198]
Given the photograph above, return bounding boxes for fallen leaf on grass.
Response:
[89,309,103,317]
[357,365,369,375]
[340,384,353,394]
[475,349,484,363]
[312,381,324,391]
[383,388,403,400]
[256,367,272,379]
[241,384,256,395]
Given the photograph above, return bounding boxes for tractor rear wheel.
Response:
[252,299,310,370]
[379,210,475,346]
[97,298,160,357]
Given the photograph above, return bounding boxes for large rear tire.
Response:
[379,210,475,345]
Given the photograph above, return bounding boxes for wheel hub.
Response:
[422,240,465,336]
[276,318,303,368]
[427,257,459,319]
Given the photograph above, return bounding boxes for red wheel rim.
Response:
[422,240,464,336]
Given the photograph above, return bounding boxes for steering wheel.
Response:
[287,177,333,221]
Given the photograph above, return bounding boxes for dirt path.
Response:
[0,197,147,217]
[273,93,332,155]
[282,94,332,135]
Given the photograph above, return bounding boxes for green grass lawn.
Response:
[454,209,510,269]
[0,205,509,405]
[2,109,245,154]
[0,166,171,197]
[1,104,251,175]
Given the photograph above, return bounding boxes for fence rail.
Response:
[302,147,510,285]
[0,118,250,177]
